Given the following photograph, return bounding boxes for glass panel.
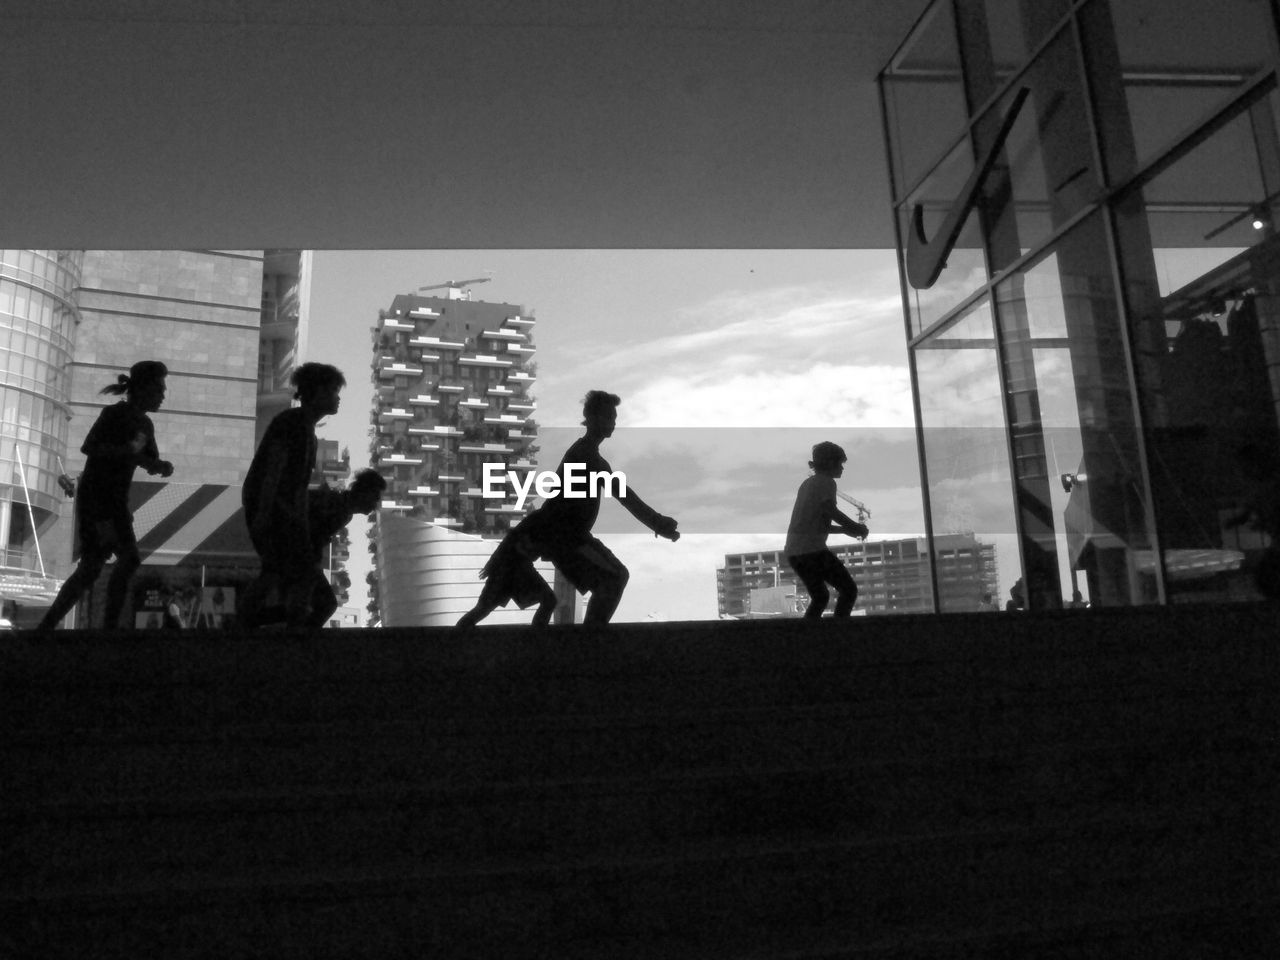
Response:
[914,296,1020,610]
[899,137,988,337]
[1081,0,1279,187]
[1114,87,1280,602]
[882,0,968,199]
[977,23,1102,275]
[994,213,1155,609]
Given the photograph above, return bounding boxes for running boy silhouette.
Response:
[37,361,174,631]
[784,441,868,619]
[241,362,345,628]
[461,390,679,627]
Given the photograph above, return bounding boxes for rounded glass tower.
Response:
[1,249,81,583]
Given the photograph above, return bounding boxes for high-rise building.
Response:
[717,534,998,618]
[0,250,82,613]
[367,286,540,626]
[1,249,309,628]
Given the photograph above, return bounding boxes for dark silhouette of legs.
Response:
[831,565,858,617]
[584,565,629,625]
[790,550,857,620]
[802,580,830,618]
[102,547,141,628]
[531,592,556,627]
[306,572,339,628]
[38,553,106,630]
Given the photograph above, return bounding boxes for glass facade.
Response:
[0,250,80,575]
[882,0,1280,609]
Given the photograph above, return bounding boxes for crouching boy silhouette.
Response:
[784,441,868,619]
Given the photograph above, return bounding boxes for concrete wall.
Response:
[0,2,927,250]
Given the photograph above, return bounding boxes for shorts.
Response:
[477,531,553,609]
[541,536,628,595]
[788,549,855,595]
[76,512,139,564]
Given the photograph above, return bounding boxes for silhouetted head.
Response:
[809,441,847,477]
[348,469,387,515]
[292,363,346,415]
[100,360,168,412]
[582,390,621,438]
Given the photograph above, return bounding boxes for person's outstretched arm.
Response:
[619,488,680,540]
[821,499,868,539]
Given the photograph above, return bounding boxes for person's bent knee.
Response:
[76,554,107,583]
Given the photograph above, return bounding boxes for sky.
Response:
[307,249,926,623]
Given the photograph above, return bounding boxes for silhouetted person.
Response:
[1005,577,1026,611]
[36,361,174,631]
[784,442,868,619]
[240,362,345,628]
[1227,441,1280,599]
[475,390,679,627]
[456,525,558,628]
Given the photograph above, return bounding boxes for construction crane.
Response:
[837,491,871,523]
[416,277,492,300]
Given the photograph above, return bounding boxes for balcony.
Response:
[459,442,513,455]
[414,425,463,438]
[407,306,441,319]
[436,383,464,393]
[508,371,536,384]
[377,408,414,422]
[411,335,463,350]
[482,328,526,341]
[507,400,536,412]
[408,395,439,407]
[382,453,424,466]
[507,343,536,356]
[382,317,414,332]
[378,362,423,379]
[483,413,523,426]
[408,485,440,497]
[459,354,513,369]
[379,500,412,511]
[508,459,537,471]
[438,473,465,483]
[504,314,536,327]
[484,502,527,514]
[487,385,514,396]
[404,431,442,448]
[460,397,490,410]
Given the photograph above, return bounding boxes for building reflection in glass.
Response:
[881,0,1280,609]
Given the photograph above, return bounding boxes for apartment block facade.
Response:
[367,290,540,626]
[717,534,999,618]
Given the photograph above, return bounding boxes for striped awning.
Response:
[129,481,256,566]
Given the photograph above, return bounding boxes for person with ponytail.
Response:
[36,361,174,631]
[240,362,345,628]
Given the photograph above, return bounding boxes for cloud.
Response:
[541,282,911,427]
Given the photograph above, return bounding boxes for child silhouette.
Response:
[37,361,174,631]
[784,441,868,619]
[241,362,345,628]
[459,390,679,627]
